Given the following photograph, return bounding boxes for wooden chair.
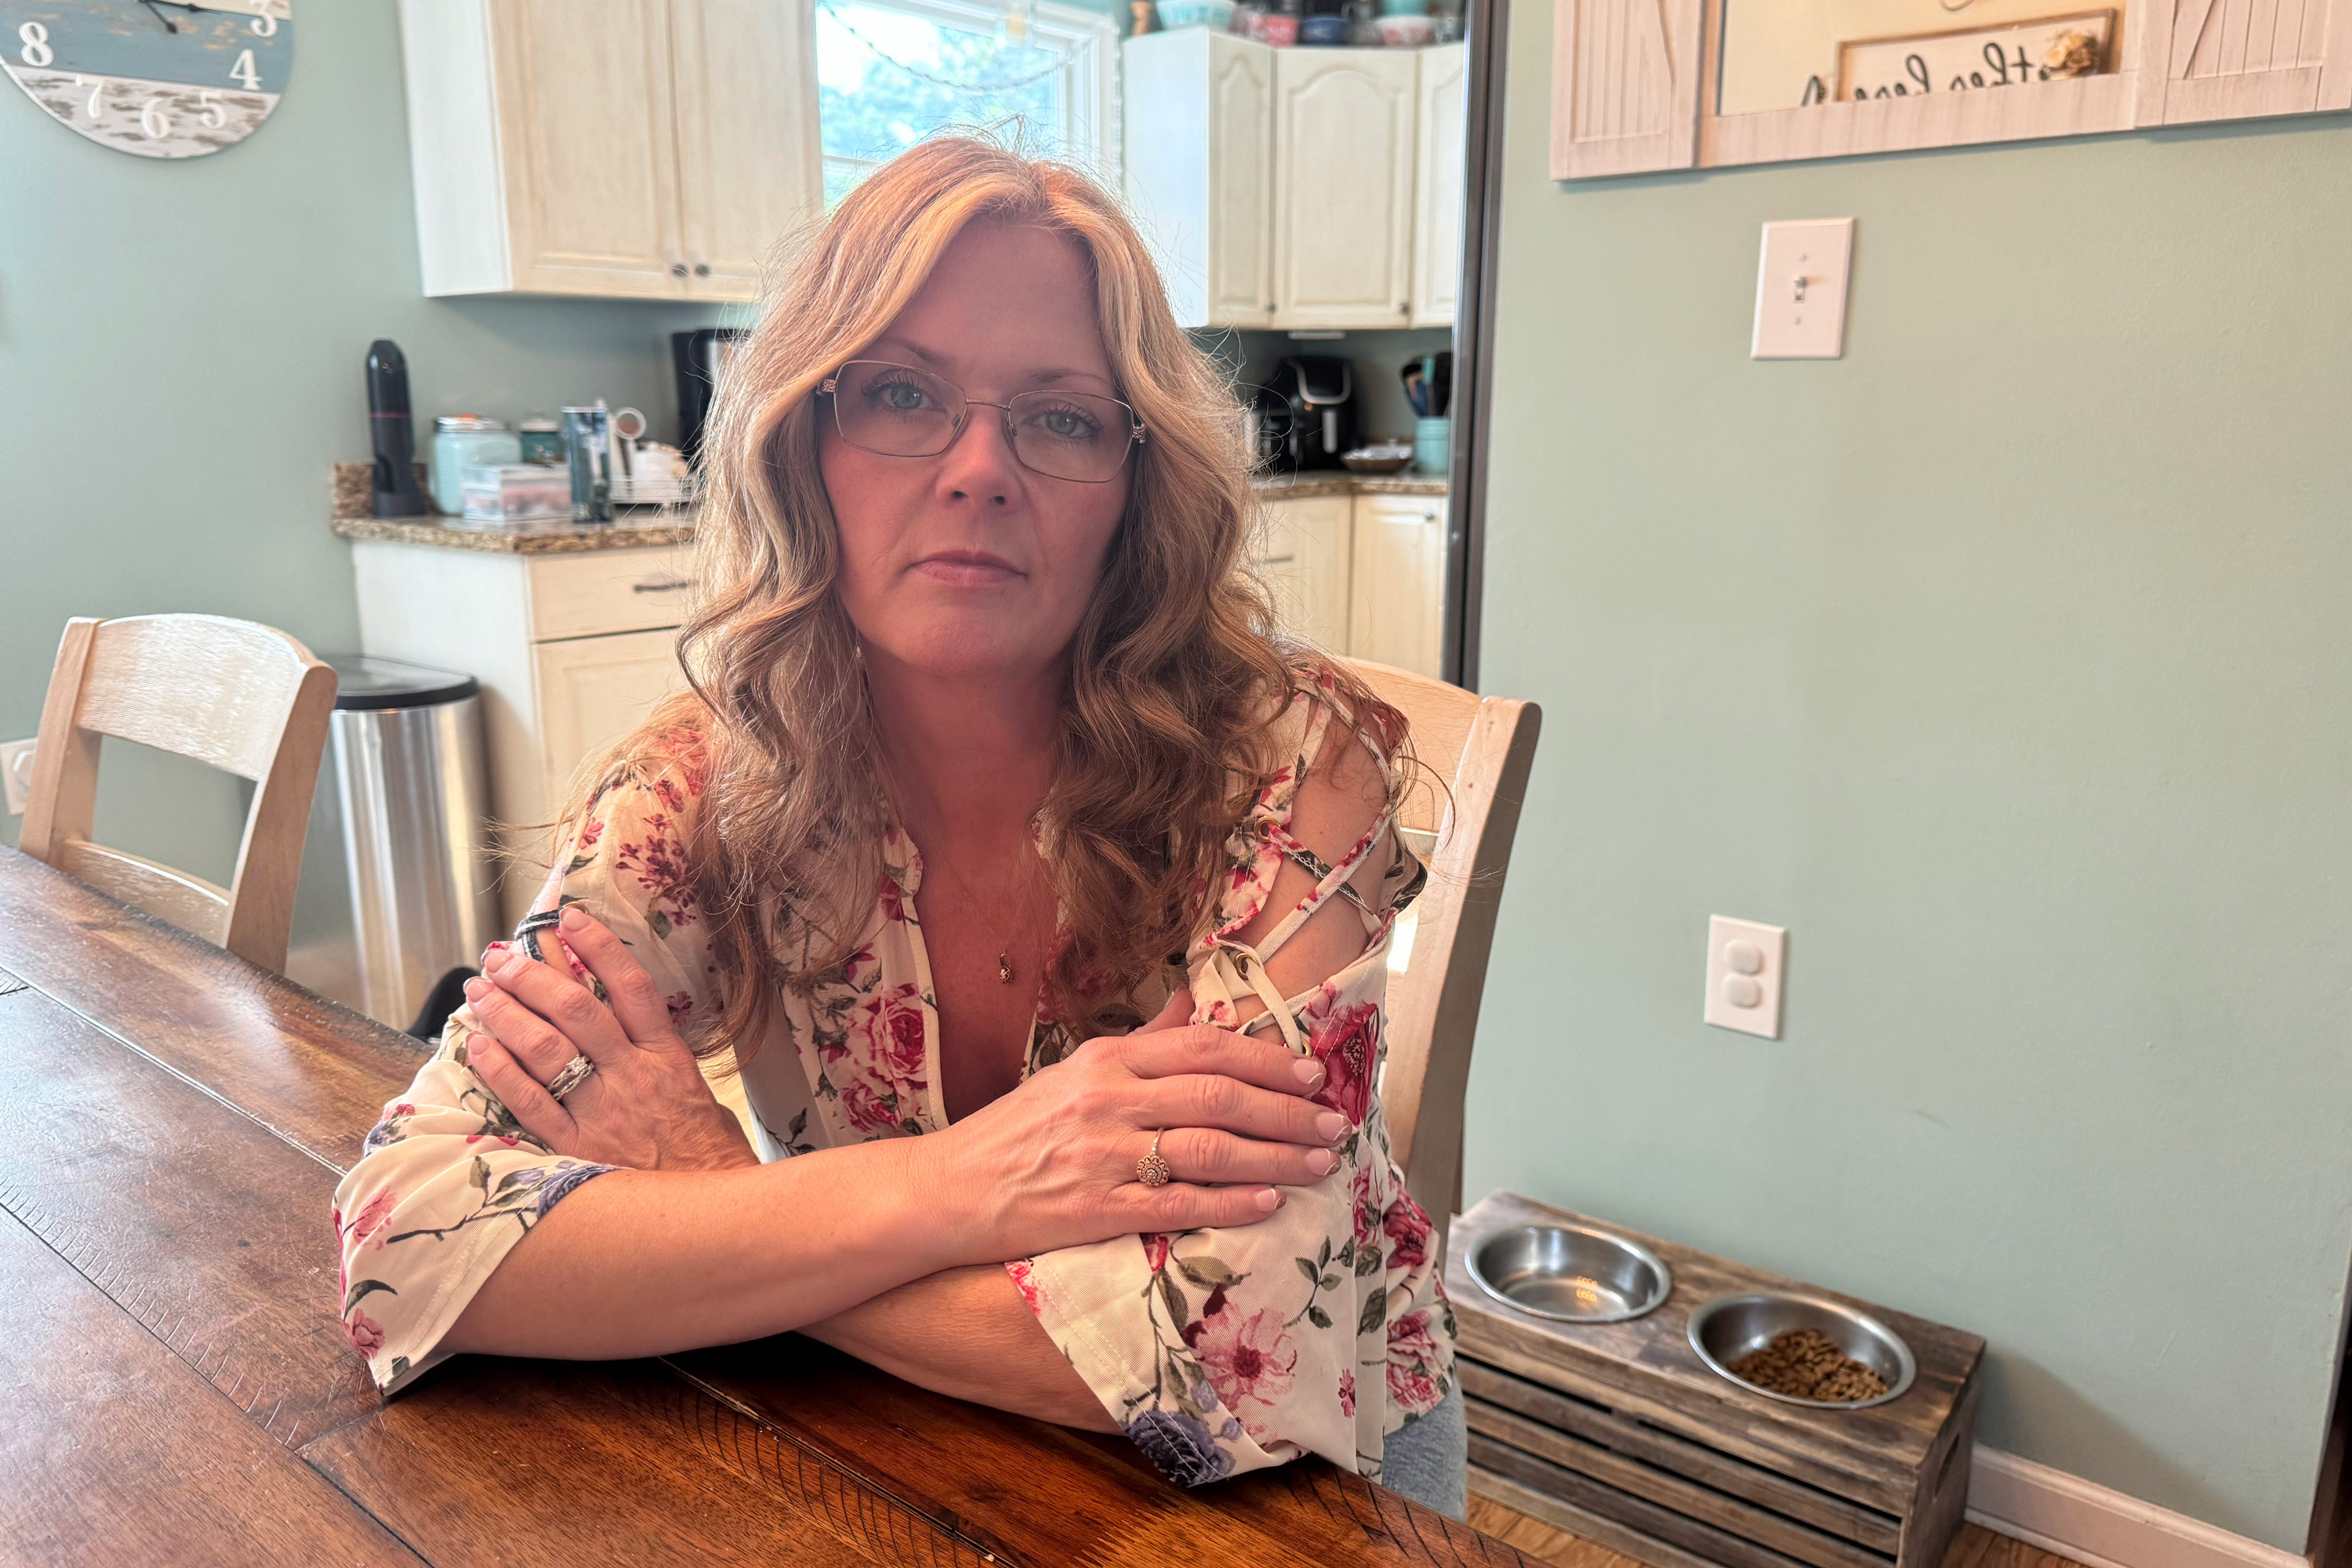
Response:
[1342,658,1541,1250]
[20,615,337,974]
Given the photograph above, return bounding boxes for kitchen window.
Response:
[815,0,1118,205]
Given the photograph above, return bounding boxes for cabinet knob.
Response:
[670,262,688,278]
[1398,302,1410,314]
[694,263,710,278]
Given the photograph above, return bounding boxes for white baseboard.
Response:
[1968,1447,2309,1568]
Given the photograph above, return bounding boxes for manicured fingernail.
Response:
[560,905,587,930]
[1315,1111,1346,1142]
[1254,1187,1283,1212]
[462,978,486,1000]
[1293,1059,1326,1088]
[1306,1148,1338,1176]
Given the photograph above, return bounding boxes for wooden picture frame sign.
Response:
[1550,0,2352,176]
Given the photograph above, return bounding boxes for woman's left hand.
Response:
[459,906,759,1172]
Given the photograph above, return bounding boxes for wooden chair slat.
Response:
[1341,658,1542,1243]
[72,614,318,779]
[20,614,336,973]
[56,840,232,945]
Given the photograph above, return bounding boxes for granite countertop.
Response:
[327,463,1446,554]
[331,514,697,554]
[1254,471,1449,499]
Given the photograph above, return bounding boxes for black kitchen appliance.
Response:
[1265,356,1357,470]
[365,339,429,518]
[672,328,749,466]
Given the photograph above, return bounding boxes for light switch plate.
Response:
[1751,219,1854,360]
[1,739,34,816]
[1704,915,1786,1038]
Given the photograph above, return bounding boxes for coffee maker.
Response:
[1259,357,1359,471]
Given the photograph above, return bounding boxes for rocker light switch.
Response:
[1704,915,1786,1038]
[1751,219,1854,360]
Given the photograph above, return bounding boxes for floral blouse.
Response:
[330,677,1456,1489]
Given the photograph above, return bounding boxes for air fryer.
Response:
[1268,356,1357,471]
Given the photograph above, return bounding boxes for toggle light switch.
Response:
[1704,915,1787,1038]
[1751,219,1853,361]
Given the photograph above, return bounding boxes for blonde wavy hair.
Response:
[586,137,1401,1056]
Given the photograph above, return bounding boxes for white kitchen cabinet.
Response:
[398,0,820,301]
[1410,44,1466,328]
[1122,28,1276,330]
[1271,48,1418,330]
[1258,492,1354,651]
[1347,493,1446,678]
[535,630,691,804]
[350,539,695,924]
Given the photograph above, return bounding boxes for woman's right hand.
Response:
[924,989,1345,1265]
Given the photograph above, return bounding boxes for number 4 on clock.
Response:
[229,48,260,89]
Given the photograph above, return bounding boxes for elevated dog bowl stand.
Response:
[1448,1191,1984,1568]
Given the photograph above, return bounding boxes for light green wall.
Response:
[0,2,720,864]
[1468,28,2352,1552]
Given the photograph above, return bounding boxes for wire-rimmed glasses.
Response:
[820,360,1146,485]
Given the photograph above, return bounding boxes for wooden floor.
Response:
[1465,1498,2093,1568]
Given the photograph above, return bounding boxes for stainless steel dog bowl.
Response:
[1686,1292,1918,1410]
[1467,1223,1673,1323]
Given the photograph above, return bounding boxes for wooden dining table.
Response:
[0,844,1534,1568]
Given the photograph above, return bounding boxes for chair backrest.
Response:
[20,615,337,973]
[1342,658,1541,1240]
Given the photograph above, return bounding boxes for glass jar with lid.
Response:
[430,416,521,515]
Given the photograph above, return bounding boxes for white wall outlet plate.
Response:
[1751,219,1854,360]
[1704,914,1787,1038]
[1,739,35,816]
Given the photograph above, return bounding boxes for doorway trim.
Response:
[1441,0,1511,690]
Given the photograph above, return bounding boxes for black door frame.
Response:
[1440,0,1512,691]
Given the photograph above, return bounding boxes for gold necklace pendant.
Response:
[997,951,1015,984]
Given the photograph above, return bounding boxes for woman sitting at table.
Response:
[332,136,1460,1513]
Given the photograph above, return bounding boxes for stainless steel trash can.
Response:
[323,655,499,1029]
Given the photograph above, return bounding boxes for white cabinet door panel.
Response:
[534,630,691,816]
[673,0,822,302]
[1272,49,1417,329]
[1206,35,1277,324]
[1410,44,1466,328]
[1258,494,1353,652]
[1347,495,1446,679]
[489,0,685,296]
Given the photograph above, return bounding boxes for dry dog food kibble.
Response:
[1726,1329,1889,1403]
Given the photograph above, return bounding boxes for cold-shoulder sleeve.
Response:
[329,742,724,1393]
[1007,683,1455,1487]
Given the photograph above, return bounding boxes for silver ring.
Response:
[1135,1129,1172,1187]
[546,1054,597,1102]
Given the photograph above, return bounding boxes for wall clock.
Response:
[3,0,291,158]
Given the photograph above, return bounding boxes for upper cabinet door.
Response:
[1120,30,1274,329]
[1273,48,1417,330]
[1410,43,1466,328]
[2140,0,2352,121]
[488,0,686,296]
[672,0,822,303]
[1205,34,1277,326]
[1550,0,1701,177]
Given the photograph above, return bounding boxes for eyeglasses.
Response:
[820,360,1145,485]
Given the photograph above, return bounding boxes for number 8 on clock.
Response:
[2,0,292,159]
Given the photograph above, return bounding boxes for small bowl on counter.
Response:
[1341,441,1414,474]
[1467,1222,1673,1324]
[1375,13,1437,43]
[1687,1292,1918,1410]
[1299,13,1351,43]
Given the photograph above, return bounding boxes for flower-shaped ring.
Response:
[1135,1129,1173,1187]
